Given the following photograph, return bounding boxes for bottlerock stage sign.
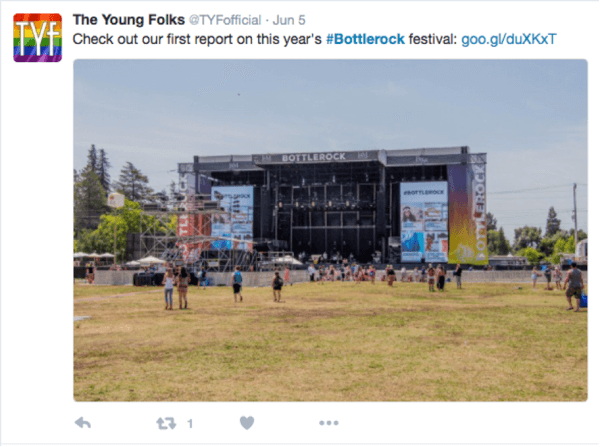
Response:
[253,151,380,164]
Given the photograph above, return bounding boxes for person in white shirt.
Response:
[162,268,175,310]
[308,265,316,282]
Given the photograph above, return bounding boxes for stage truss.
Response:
[139,195,258,272]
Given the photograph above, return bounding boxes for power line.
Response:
[487,183,572,195]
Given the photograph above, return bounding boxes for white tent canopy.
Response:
[126,260,141,266]
[73,252,88,258]
[99,253,115,258]
[137,256,164,265]
[272,255,303,265]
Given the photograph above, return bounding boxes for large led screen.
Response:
[211,186,254,250]
[400,182,448,263]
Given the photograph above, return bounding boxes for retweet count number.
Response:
[188,419,192,428]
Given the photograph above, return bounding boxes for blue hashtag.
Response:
[327,34,333,44]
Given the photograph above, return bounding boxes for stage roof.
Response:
[179,147,486,174]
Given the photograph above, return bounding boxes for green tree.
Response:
[114,162,154,202]
[549,253,561,265]
[97,148,112,192]
[538,230,567,257]
[548,237,567,264]
[486,212,497,231]
[513,226,543,251]
[74,166,106,232]
[519,247,542,265]
[554,238,567,254]
[76,199,174,261]
[487,227,510,255]
[545,206,561,237]
[568,229,587,241]
[564,235,576,254]
[86,144,98,173]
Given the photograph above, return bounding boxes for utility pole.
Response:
[108,192,125,264]
[573,183,578,250]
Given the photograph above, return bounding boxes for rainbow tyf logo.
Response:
[14,14,62,62]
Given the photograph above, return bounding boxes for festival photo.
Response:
[73,60,587,402]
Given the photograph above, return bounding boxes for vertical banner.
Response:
[448,164,488,265]
[177,194,198,262]
[177,201,193,262]
[177,192,213,262]
[400,182,448,263]
[211,186,254,250]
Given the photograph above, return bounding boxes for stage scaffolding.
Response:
[138,195,258,272]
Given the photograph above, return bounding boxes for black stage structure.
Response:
[178,147,487,265]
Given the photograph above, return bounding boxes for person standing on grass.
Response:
[400,266,407,282]
[436,264,446,291]
[554,266,563,290]
[355,266,364,283]
[318,265,325,284]
[370,265,377,284]
[284,265,291,286]
[387,265,396,287]
[162,268,174,310]
[531,267,540,289]
[455,263,463,289]
[427,264,436,292]
[197,266,208,290]
[564,262,585,312]
[543,266,552,290]
[345,265,352,282]
[272,270,284,302]
[232,265,243,303]
[176,267,190,309]
[329,265,336,281]
[308,264,316,282]
[87,262,95,284]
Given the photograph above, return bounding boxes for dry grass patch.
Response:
[74,281,587,401]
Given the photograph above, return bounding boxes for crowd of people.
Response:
[81,258,585,314]
[155,262,459,310]
[219,262,584,311]
[305,262,460,291]
[531,265,564,290]
[215,263,462,307]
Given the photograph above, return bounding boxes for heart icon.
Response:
[240,416,254,430]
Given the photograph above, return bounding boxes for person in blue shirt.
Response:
[197,266,207,290]
[231,265,243,303]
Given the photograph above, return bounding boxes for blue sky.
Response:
[74,60,588,240]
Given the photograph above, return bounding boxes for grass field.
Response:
[74,281,587,402]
